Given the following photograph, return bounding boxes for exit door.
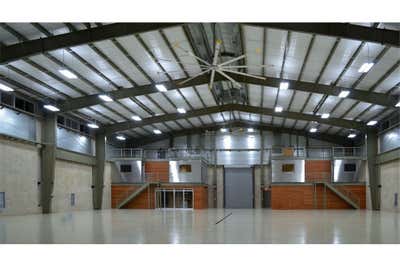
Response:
[224,167,254,208]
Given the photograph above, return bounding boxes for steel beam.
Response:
[92,133,106,210]
[125,120,351,147]
[367,129,380,210]
[58,72,398,112]
[40,113,57,214]
[244,23,400,47]
[55,148,96,166]
[0,23,182,64]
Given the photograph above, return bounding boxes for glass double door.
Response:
[156,189,193,209]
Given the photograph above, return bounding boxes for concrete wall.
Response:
[207,166,216,208]
[0,138,41,216]
[379,158,400,212]
[0,138,112,216]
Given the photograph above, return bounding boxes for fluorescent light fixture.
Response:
[279,82,289,90]
[220,128,228,133]
[87,123,99,129]
[177,108,186,114]
[347,133,357,139]
[247,128,254,133]
[98,94,113,102]
[43,104,60,112]
[116,135,126,141]
[156,84,167,92]
[131,115,142,121]
[338,90,350,98]
[367,120,378,126]
[59,69,77,79]
[153,129,162,134]
[309,127,318,133]
[321,113,330,119]
[274,106,283,113]
[358,62,374,73]
[395,101,400,108]
[0,83,14,92]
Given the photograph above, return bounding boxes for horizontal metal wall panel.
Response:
[112,160,143,183]
[0,107,36,141]
[56,127,93,155]
[379,126,400,153]
[217,150,261,166]
[169,160,204,183]
[271,159,305,183]
[333,159,364,183]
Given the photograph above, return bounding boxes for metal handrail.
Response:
[333,186,361,207]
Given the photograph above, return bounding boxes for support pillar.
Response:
[92,133,106,210]
[367,129,380,210]
[40,113,57,214]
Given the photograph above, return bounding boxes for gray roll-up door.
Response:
[224,167,254,208]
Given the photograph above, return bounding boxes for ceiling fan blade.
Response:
[173,44,211,66]
[222,69,267,80]
[221,64,274,69]
[216,70,242,88]
[212,40,222,66]
[218,54,246,67]
[209,69,216,90]
[178,69,211,85]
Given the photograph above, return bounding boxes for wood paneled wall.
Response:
[144,161,169,182]
[305,160,331,182]
[271,184,366,209]
[111,184,208,209]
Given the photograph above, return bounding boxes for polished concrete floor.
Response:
[0,209,399,244]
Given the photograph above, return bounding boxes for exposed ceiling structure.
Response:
[0,22,399,144]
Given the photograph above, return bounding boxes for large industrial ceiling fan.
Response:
[157,39,272,90]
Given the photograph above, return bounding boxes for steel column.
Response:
[92,133,106,210]
[367,129,380,210]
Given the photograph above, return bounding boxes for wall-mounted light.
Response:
[0,83,14,92]
[247,128,254,133]
[43,104,60,112]
[367,120,378,126]
[87,123,99,129]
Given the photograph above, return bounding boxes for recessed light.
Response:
[43,104,60,112]
[156,84,167,92]
[348,133,357,138]
[177,108,186,114]
[309,127,318,133]
[279,82,289,90]
[59,69,77,79]
[338,90,350,98]
[358,62,374,73]
[98,94,113,102]
[275,106,283,113]
[153,129,162,134]
[116,135,126,141]
[220,128,228,133]
[321,113,330,119]
[367,120,378,126]
[0,83,14,92]
[131,115,142,121]
[395,101,400,108]
[247,128,254,133]
[87,123,99,129]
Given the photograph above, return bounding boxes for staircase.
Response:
[117,182,158,209]
[322,182,360,209]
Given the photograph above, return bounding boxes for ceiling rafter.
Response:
[244,23,400,47]
[0,23,183,64]
[100,103,367,135]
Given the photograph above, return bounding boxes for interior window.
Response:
[179,164,192,173]
[282,164,295,172]
[344,163,356,172]
[120,164,132,172]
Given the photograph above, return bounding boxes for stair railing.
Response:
[332,186,361,207]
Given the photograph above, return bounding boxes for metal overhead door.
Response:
[224,167,254,208]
